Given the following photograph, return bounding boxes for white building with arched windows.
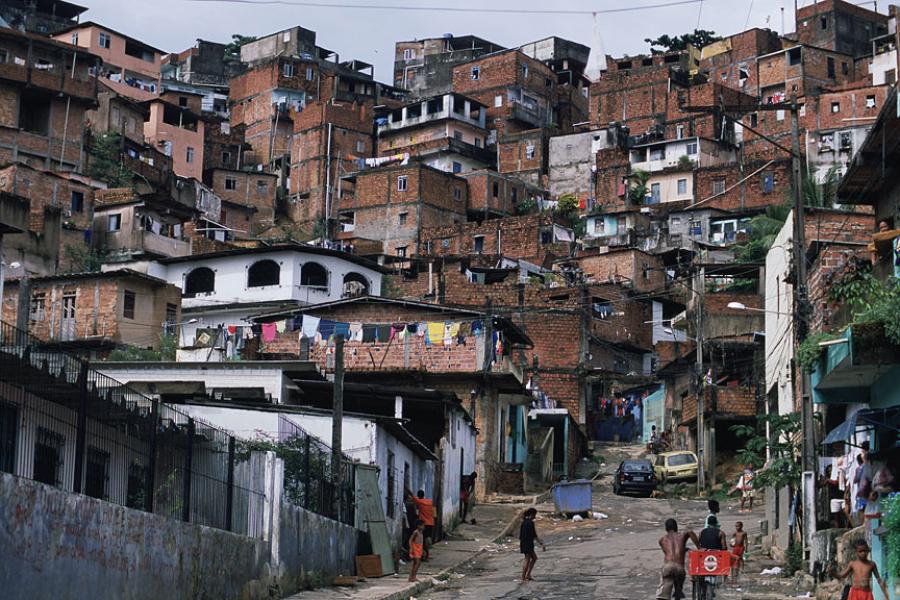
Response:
[102,243,383,349]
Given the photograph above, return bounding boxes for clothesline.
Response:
[260,315,496,348]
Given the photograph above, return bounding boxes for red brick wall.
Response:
[693,158,791,212]
[420,214,570,264]
[209,169,277,228]
[346,164,467,255]
[0,164,95,232]
[498,129,547,186]
[565,249,665,293]
[451,51,555,134]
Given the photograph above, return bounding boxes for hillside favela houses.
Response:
[0,1,899,599]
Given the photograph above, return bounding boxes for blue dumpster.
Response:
[551,479,592,514]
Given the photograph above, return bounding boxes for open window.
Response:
[300,262,327,287]
[19,90,51,135]
[247,259,280,287]
[342,272,369,297]
[184,267,215,297]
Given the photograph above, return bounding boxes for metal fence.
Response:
[0,320,265,537]
[277,415,356,525]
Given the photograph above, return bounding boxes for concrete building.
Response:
[52,21,163,94]
[253,295,533,497]
[92,188,196,261]
[0,0,87,36]
[339,162,468,258]
[142,95,206,181]
[0,27,99,172]
[795,0,888,58]
[393,34,505,98]
[0,269,181,351]
[548,129,611,207]
[101,244,383,347]
[377,93,493,175]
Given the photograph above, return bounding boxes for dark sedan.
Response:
[612,459,658,497]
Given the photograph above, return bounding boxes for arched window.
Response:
[184,267,215,297]
[342,272,369,297]
[247,259,280,287]
[300,262,328,287]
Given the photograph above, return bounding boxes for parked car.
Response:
[654,450,699,483]
[613,459,658,496]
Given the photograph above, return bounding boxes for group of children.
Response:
[406,472,478,582]
[654,499,887,600]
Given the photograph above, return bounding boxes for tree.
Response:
[644,29,721,52]
[224,34,257,62]
[627,169,650,206]
[61,244,102,274]
[733,202,791,263]
[795,166,840,209]
[731,413,803,496]
[87,132,132,188]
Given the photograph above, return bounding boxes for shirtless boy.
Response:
[835,540,888,600]
[730,521,748,577]
[657,518,700,600]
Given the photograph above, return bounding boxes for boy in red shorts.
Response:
[835,540,888,600]
[408,520,424,582]
[730,521,747,578]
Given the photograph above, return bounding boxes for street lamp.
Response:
[727,301,792,316]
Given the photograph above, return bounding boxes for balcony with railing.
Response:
[509,99,549,128]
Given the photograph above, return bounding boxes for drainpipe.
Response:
[324,122,333,241]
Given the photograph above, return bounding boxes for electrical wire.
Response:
[185,0,710,15]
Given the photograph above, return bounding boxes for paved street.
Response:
[417,444,799,600]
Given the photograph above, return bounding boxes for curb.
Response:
[372,491,550,600]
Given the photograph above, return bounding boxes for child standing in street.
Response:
[408,520,424,582]
[519,507,546,582]
[834,540,888,600]
[730,521,747,578]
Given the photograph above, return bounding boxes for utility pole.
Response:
[695,262,706,493]
[791,93,816,551]
[331,334,345,520]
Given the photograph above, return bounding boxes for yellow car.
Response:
[654,451,699,483]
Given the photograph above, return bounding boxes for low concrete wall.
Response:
[277,501,358,589]
[0,472,275,600]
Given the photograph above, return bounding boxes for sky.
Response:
[77,0,871,81]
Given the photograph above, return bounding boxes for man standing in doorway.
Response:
[407,488,435,560]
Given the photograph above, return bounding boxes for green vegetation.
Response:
[515,196,537,215]
[644,29,721,52]
[732,203,791,263]
[677,155,695,170]
[795,166,840,209]
[731,412,803,492]
[107,334,177,362]
[224,34,257,62]
[883,493,900,582]
[627,170,650,206]
[87,132,132,188]
[795,331,839,373]
[61,244,102,274]
[785,542,804,576]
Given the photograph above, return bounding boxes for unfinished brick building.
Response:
[0,28,99,172]
[339,163,467,257]
[394,34,505,98]
[0,269,181,352]
[451,50,557,137]
[419,214,572,266]
[288,99,374,230]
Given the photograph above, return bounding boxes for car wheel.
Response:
[613,484,619,495]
